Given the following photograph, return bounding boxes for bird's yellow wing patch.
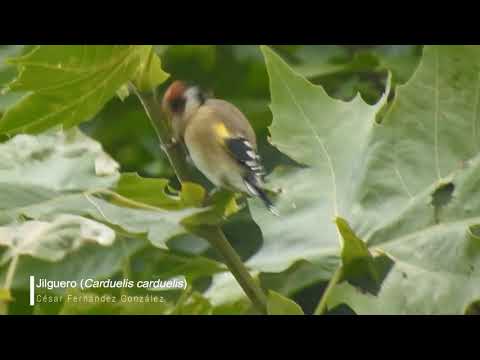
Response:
[213,122,231,140]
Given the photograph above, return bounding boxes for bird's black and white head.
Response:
[162,80,207,121]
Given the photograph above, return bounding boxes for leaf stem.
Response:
[170,285,193,315]
[131,83,268,314]
[86,188,170,212]
[3,255,19,291]
[120,237,132,297]
[193,226,267,314]
[314,265,343,315]
[1,255,19,314]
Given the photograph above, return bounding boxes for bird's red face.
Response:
[162,80,188,116]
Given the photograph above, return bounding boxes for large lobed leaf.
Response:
[0,214,115,264]
[0,45,168,134]
[326,46,480,314]
[0,127,218,294]
[246,46,390,275]
[0,127,207,247]
[0,126,119,226]
[0,45,30,113]
[246,45,480,314]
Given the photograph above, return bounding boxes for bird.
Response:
[161,80,278,215]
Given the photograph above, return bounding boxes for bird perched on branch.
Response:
[161,80,278,215]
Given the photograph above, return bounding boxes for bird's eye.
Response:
[170,97,186,113]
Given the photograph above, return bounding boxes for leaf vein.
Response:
[273,65,339,216]
[5,49,138,133]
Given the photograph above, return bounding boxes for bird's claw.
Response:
[161,138,178,152]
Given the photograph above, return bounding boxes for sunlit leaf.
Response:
[132,45,169,92]
[0,215,115,264]
[250,45,480,314]
[0,45,168,134]
[267,290,304,315]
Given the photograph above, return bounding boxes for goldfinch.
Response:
[161,80,278,215]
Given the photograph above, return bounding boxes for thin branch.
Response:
[314,265,343,315]
[192,226,267,313]
[3,255,19,292]
[129,83,192,182]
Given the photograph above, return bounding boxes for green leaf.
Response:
[245,45,390,275]
[116,83,130,101]
[0,45,168,135]
[372,45,422,84]
[267,290,304,315]
[0,215,115,264]
[171,291,214,315]
[0,46,30,113]
[0,288,12,301]
[132,45,169,92]
[212,298,253,315]
[337,217,371,266]
[292,45,421,85]
[288,45,374,79]
[279,45,421,105]
[336,217,380,286]
[0,127,119,219]
[0,127,207,246]
[5,237,145,293]
[130,247,225,285]
[252,45,480,314]
[465,299,480,315]
[0,127,123,290]
[333,217,395,300]
[204,271,260,308]
[259,259,338,299]
[325,45,480,314]
[20,190,199,250]
[115,173,237,228]
[0,128,209,299]
[115,173,205,210]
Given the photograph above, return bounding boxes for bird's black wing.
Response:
[224,137,265,180]
[225,137,278,215]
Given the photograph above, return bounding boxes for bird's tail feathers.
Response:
[244,178,280,216]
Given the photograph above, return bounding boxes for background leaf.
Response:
[132,45,169,92]
[326,46,480,314]
[0,45,167,134]
[267,290,304,315]
[0,215,115,264]
[0,127,215,301]
[0,45,32,114]
[245,46,389,275]
[207,45,480,314]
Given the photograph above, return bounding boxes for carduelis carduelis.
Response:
[162,80,277,215]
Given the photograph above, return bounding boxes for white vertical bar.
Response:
[29,276,35,306]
